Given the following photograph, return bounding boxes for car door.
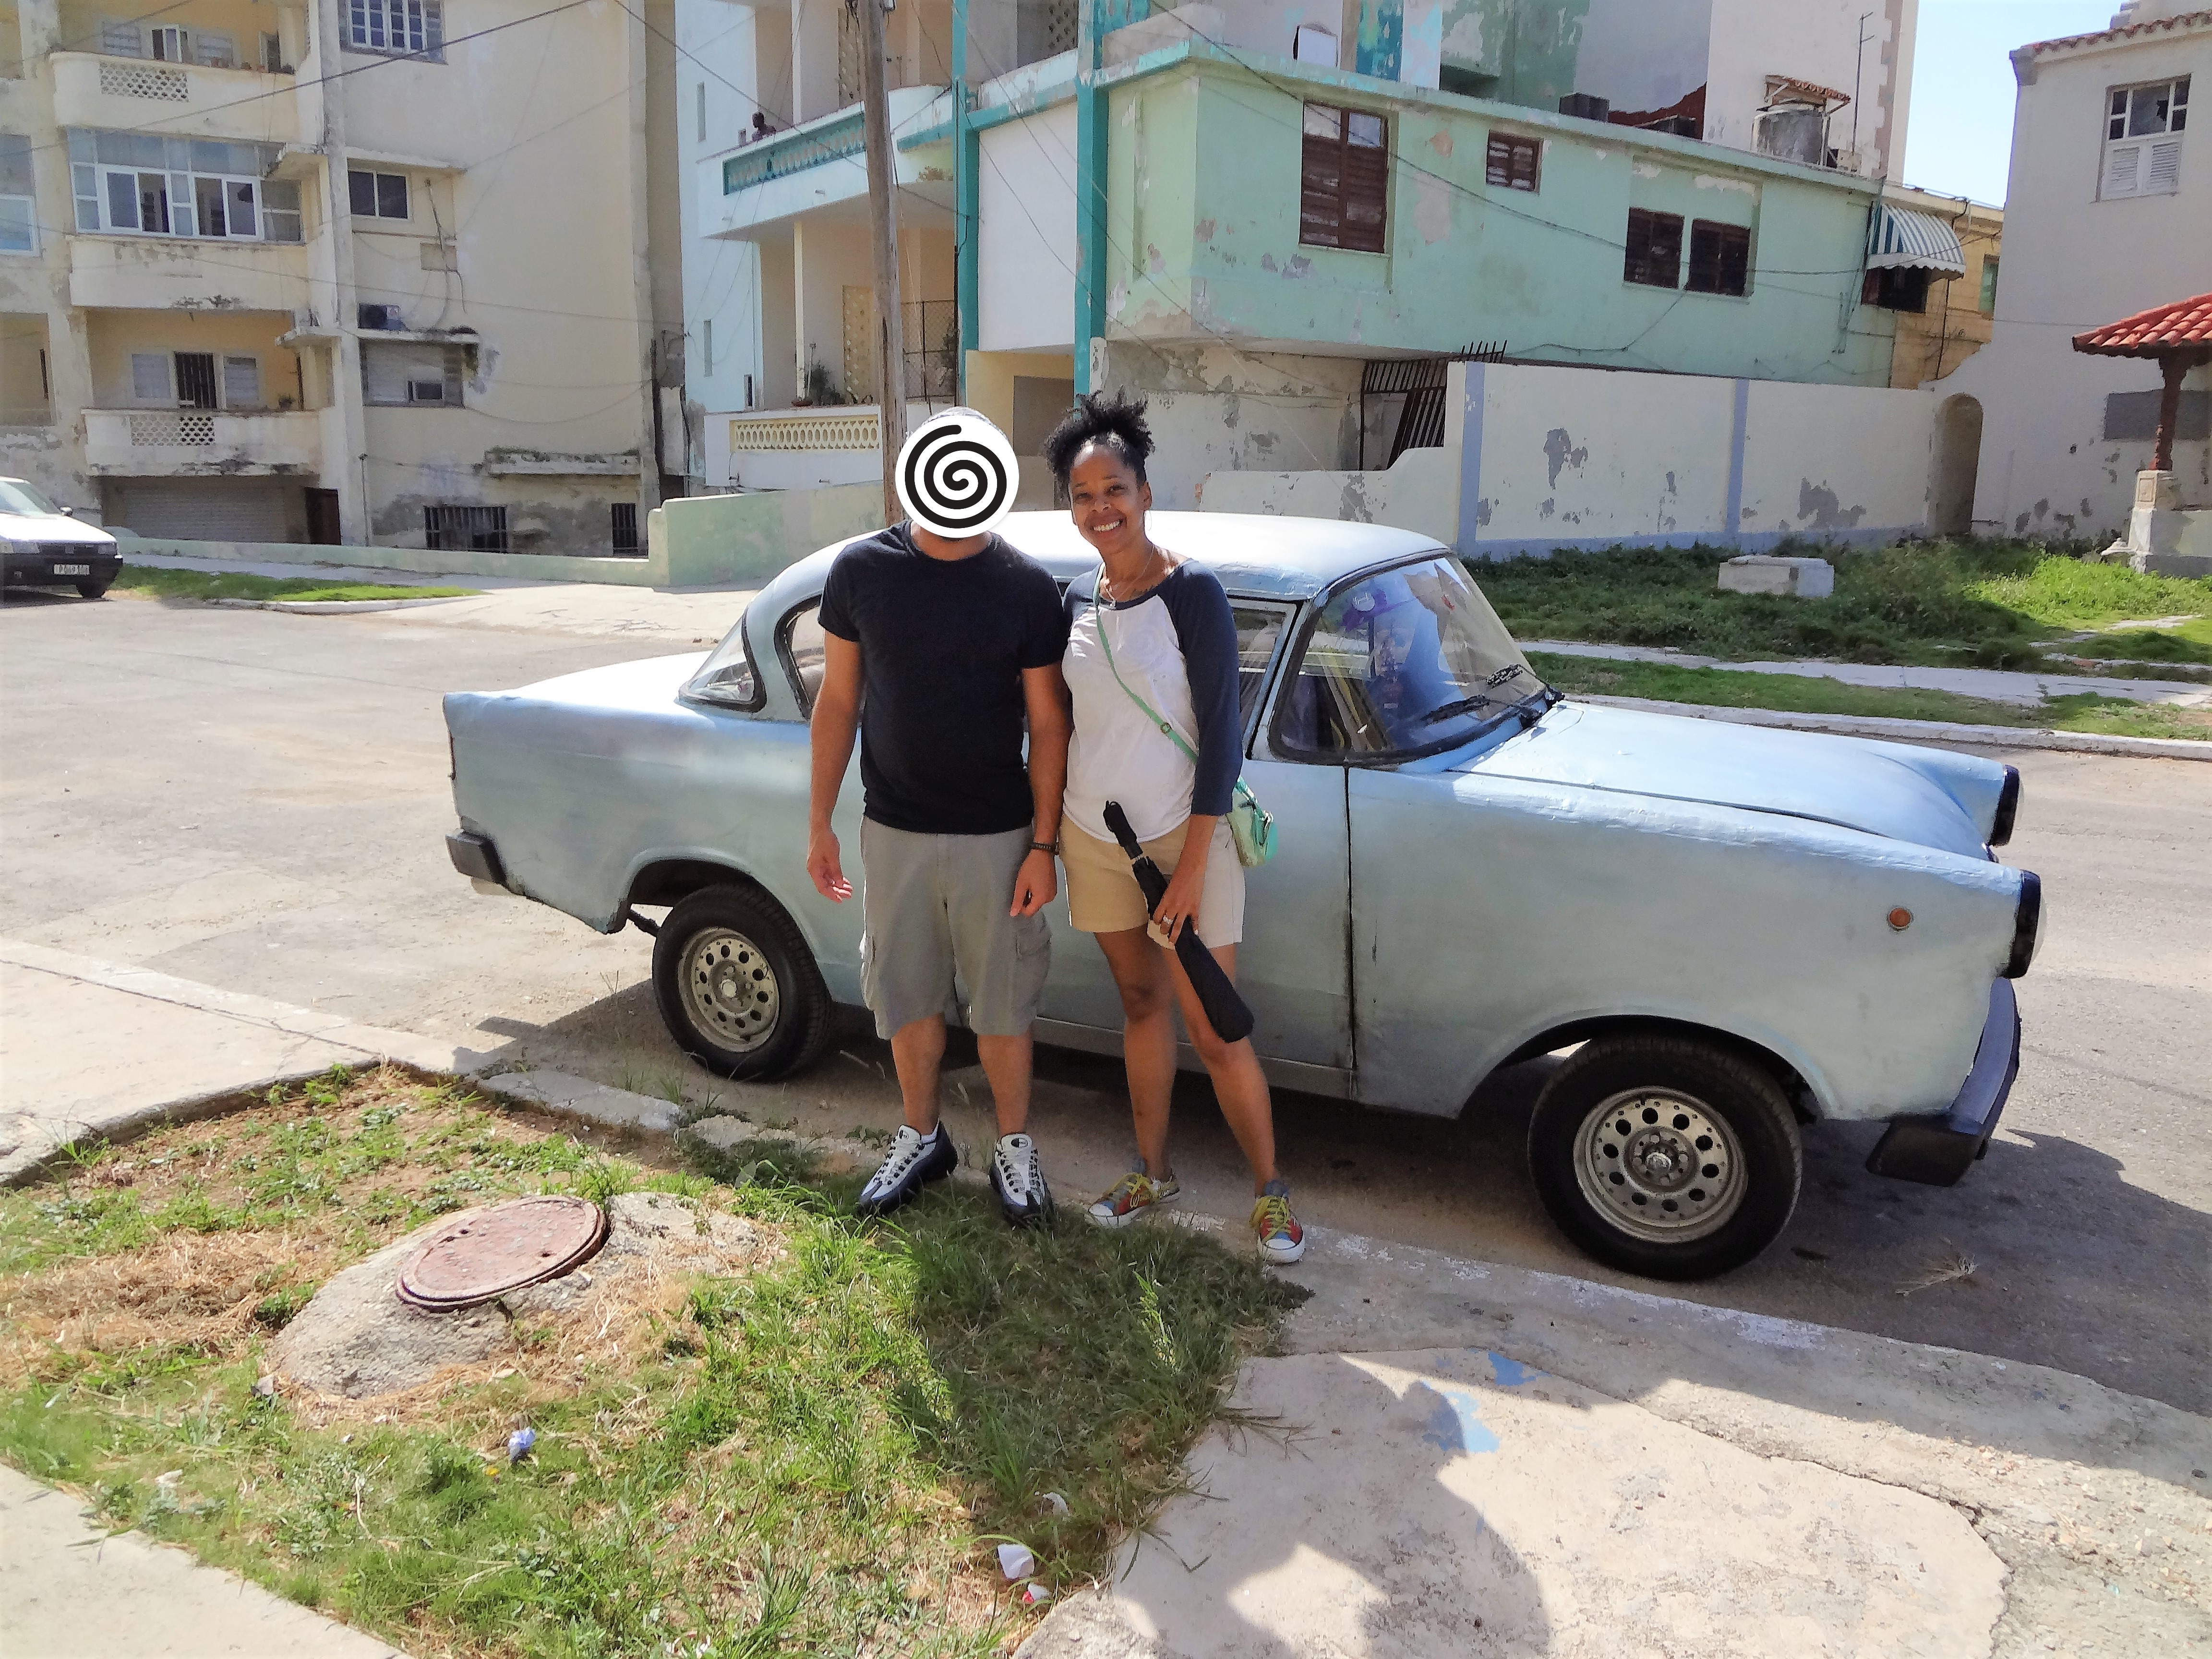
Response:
[763,594,869,1001]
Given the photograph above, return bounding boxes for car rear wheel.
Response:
[1527,1034,1801,1281]
[76,582,110,600]
[651,885,833,1081]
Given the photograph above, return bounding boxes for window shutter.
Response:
[222,355,260,407]
[1341,115,1389,253]
[131,352,170,400]
[2102,140,2142,197]
[101,19,144,55]
[2145,138,2182,193]
[1299,105,1343,246]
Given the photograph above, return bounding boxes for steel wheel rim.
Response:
[678,927,780,1053]
[1573,1088,1745,1243]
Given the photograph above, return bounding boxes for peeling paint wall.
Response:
[1203,358,1938,553]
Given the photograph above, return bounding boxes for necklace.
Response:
[1100,542,1164,602]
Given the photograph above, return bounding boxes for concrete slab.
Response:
[1719,553,1836,598]
[1036,1345,2005,1658]
[0,1464,410,1659]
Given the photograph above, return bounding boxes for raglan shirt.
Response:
[818,524,1068,836]
[1061,561,1242,846]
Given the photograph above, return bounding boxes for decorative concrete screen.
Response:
[99,61,190,100]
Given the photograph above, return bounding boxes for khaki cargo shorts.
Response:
[858,819,1050,1038]
[1062,816,1243,947]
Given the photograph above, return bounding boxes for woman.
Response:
[1042,391,1303,1265]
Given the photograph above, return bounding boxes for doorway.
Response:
[1933,395,1982,537]
[174,352,218,410]
[305,487,341,545]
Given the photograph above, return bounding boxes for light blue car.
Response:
[443,512,2040,1279]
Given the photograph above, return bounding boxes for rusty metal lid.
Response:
[395,1195,608,1311]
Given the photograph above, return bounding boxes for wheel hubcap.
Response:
[678,927,780,1052]
[1573,1088,1745,1243]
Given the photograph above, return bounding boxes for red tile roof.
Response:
[2073,292,2212,357]
[2026,8,2211,57]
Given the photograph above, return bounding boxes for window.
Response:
[349,169,409,219]
[100,19,142,55]
[681,606,763,709]
[1233,604,1292,730]
[66,129,282,241]
[1978,256,1998,314]
[2102,77,2186,198]
[1485,133,1539,192]
[0,134,33,254]
[1685,220,1750,296]
[1273,558,1550,761]
[781,600,826,714]
[130,351,170,401]
[696,82,707,144]
[148,25,187,60]
[702,316,713,375]
[264,179,302,243]
[1299,101,1389,253]
[1623,207,1683,287]
[192,30,235,68]
[221,354,260,408]
[424,505,507,553]
[174,351,216,408]
[362,340,464,406]
[611,501,640,556]
[1862,266,1931,312]
[262,32,286,72]
[348,0,443,58]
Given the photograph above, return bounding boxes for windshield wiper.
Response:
[1412,692,1504,725]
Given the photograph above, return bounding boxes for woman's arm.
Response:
[1164,567,1242,819]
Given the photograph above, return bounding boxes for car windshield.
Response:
[0,479,60,517]
[681,609,760,708]
[1275,556,1547,759]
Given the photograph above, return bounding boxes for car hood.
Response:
[3,512,116,547]
[1460,702,1994,857]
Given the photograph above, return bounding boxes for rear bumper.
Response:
[1865,978,2020,1186]
[446,830,506,886]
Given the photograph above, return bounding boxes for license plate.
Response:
[52,564,89,576]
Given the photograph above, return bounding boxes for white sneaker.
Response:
[855,1124,958,1216]
[990,1133,1053,1227]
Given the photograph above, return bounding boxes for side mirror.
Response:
[59,506,74,517]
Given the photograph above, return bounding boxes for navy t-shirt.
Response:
[817,524,1068,835]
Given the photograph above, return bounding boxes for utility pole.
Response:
[1850,10,1873,164]
[857,0,906,526]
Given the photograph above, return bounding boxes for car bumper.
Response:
[2,545,122,587]
[1864,978,2020,1186]
[446,830,506,887]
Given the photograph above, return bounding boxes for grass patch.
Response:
[0,1067,1298,1656]
[114,567,476,604]
[1478,540,2212,670]
[1533,652,2211,742]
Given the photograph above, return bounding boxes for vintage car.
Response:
[0,477,121,599]
[443,513,2039,1279]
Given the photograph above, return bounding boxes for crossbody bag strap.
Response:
[1090,566,1201,767]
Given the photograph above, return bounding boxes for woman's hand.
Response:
[1151,816,1216,943]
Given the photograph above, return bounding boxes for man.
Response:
[806,412,1069,1225]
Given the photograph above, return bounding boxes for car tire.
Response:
[651,884,834,1081]
[1527,1034,1802,1281]
[77,582,110,600]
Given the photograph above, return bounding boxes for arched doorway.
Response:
[1933,395,1983,536]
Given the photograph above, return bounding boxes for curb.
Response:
[1571,693,2212,760]
[209,596,469,614]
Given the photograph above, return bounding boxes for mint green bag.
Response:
[1091,584,1277,868]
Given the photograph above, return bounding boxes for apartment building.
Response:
[0,0,681,555]
[683,1,1941,508]
[1928,4,2208,540]
[1879,184,2001,391]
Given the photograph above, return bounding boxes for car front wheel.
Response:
[1527,1034,1802,1281]
[651,884,833,1081]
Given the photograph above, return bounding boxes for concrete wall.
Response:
[1201,359,1938,555]
[110,531,665,586]
[978,103,1079,352]
[1105,54,1897,385]
[649,480,883,586]
[1929,18,2212,539]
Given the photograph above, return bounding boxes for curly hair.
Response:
[1041,388,1154,487]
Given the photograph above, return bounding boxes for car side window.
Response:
[780,599,826,718]
[1232,603,1292,734]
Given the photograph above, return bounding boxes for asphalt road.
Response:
[5,587,2208,1414]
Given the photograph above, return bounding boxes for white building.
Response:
[0,0,683,555]
[1927,5,2209,542]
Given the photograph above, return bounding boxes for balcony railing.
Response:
[51,51,301,145]
[84,407,321,474]
[723,112,866,195]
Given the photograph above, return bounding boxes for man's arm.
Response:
[1011,661,1070,917]
[806,631,864,902]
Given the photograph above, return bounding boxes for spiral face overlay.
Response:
[896,409,1018,539]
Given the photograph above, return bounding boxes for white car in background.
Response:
[0,478,120,599]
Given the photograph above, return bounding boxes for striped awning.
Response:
[1865,204,1967,275]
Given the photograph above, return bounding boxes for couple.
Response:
[804,393,1303,1264]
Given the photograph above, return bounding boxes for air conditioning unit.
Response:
[406,378,446,404]
[357,302,404,331]
[1558,93,1611,122]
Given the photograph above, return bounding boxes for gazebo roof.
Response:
[2073,292,2212,358]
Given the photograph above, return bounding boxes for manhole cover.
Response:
[395,1195,608,1311]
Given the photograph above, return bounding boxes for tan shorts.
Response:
[1062,817,1244,947]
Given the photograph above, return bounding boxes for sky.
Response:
[1900,0,2122,204]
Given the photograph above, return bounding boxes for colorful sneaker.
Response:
[855,1124,957,1217]
[1086,1170,1182,1229]
[1251,1178,1305,1265]
[990,1133,1054,1227]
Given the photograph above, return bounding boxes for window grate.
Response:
[99,61,189,100]
[611,501,640,556]
[1623,207,1683,287]
[1685,220,1750,296]
[424,504,508,554]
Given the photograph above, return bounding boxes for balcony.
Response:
[69,233,309,312]
[700,84,953,238]
[84,407,323,476]
[50,51,300,146]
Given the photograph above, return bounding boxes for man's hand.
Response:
[808,825,852,902]
[1010,847,1058,917]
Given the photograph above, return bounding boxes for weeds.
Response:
[113,569,476,604]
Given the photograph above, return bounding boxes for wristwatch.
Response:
[1030,841,1060,855]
